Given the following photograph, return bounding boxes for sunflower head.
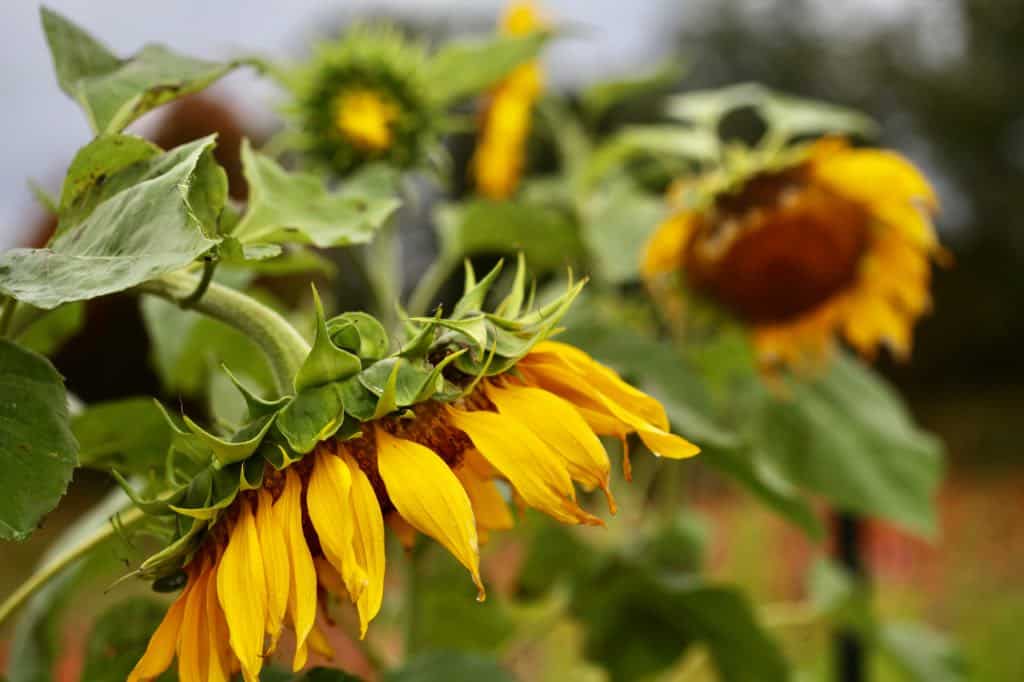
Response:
[471,1,547,200]
[284,24,440,176]
[125,256,698,681]
[644,123,942,368]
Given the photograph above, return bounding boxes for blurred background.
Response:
[1,1,1022,680]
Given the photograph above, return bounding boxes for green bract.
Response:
[278,23,549,177]
[120,256,582,581]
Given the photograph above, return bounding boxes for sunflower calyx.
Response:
[122,255,583,581]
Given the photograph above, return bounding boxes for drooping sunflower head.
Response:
[644,136,941,368]
[126,257,698,682]
[471,1,547,200]
[283,24,440,176]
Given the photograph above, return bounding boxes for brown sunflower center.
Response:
[685,167,871,324]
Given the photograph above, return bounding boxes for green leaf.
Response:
[0,137,223,309]
[436,200,582,272]
[386,652,515,682]
[14,302,84,356]
[72,398,172,474]
[41,7,248,134]
[233,141,400,248]
[879,622,968,682]
[579,58,686,122]
[276,383,346,454]
[568,552,788,682]
[581,178,667,285]
[761,352,943,535]
[53,134,161,239]
[0,339,78,541]
[81,598,176,682]
[584,126,719,188]
[328,311,391,361]
[426,31,549,104]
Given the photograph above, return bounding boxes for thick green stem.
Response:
[138,270,310,396]
[406,254,457,318]
[0,507,144,626]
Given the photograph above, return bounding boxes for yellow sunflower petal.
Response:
[453,459,515,539]
[274,468,318,671]
[308,621,335,660]
[216,500,267,682]
[375,427,484,599]
[256,489,289,651]
[487,382,615,513]
[812,147,938,211]
[128,581,189,682]
[342,450,386,638]
[531,341,670,429]
[308,450,367,603]
[643,213,696,279]
[205,560,233,682]
[447,407,603,527]
[593,390,700,459]
[177,563,211,682]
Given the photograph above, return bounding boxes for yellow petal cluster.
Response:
[472,1,545,199]
[643,139,941,367]
[131,341,697,680]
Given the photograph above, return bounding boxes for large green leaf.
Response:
[232,142,400,248]
[0,136,223,309]
[72,398,172,474]
[581,178,667,285]
[41,7,248,134]
[426,31,549,104]
[0,339,78,541]
[386,652,515,682]
[760,352,943,535]
[436,199,583,271]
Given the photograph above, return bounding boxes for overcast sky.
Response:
[0,0,949,249]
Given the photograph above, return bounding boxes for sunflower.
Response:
[643,138,941,367]
[471,1,546,199]
[284,24,439,175]
[128,260,698,681]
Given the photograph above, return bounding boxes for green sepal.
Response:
[240,456,266,491]
[339,376,379,422]
[452,260,503,319]
[182,413,276,470]
[276,383,347,454]
[221,365,290,420]
[294,287,362,393]
[415,349,466,402]
[413,315,488,354]
[327,311,390,361]
[111,471,184,517]
[153,402,214,466]
[136,516,208,580]
[494,253,528,319]
[170,465,240,521]
[368,359,402,419]
[258,438,303,472]
[399,313,441,358]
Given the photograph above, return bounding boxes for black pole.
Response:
[835,510,866,682]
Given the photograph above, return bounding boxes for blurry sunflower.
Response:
[128,261,697,682]
[283,24,440,175]
[471,1,546,199]
[643,137,942,367]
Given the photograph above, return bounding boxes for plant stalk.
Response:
[138,270,310,396]
[0,507,145,626]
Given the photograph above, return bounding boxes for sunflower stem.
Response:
[138,270,310,396]
[0,506,145,627]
